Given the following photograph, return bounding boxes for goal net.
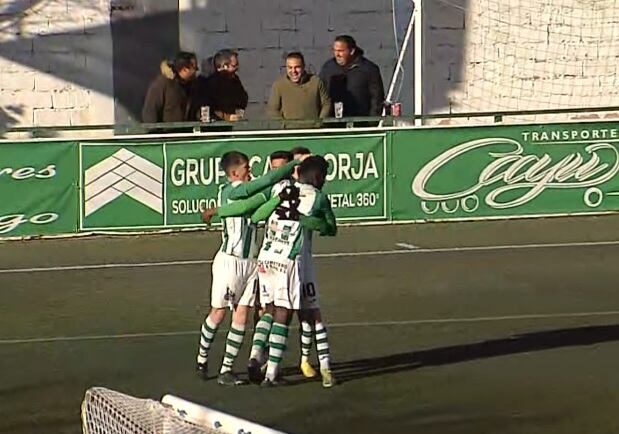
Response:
[441,0,619,123]
[81,387,286,434]
[81,388,217,434]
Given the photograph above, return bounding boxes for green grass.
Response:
[2,217,619,433]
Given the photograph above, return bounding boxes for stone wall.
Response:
[4,0,615,130]
[0,0,114,131]
[424,0,619,123]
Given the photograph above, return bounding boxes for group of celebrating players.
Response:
[195,146,337,388]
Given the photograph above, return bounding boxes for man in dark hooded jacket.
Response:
[142,51,197,123]
[319,35,385,117]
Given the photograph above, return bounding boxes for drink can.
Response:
[391,102,401,117]
[334,102,344,119]
[200,106,210,123]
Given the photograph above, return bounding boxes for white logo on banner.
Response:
[412,138,619,212]
[84,148,163,216]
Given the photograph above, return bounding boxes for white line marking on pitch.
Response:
[2,239,619,274]
[396,242,418,250]
[2,310,619,345]
[0,259,209,274]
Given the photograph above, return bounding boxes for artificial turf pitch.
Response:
[2,216,619,433]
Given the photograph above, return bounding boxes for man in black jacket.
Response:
[319,35,385,117]
[200,49,249,122]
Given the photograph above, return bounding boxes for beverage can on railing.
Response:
[200,106,211,123]
[334,102,344,119]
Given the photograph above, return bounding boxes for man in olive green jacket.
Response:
[267,52,331,120]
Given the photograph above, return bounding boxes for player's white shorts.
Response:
[210,251,258,309]
[257,258,301,310]
[298,255,320,310]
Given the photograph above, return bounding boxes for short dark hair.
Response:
[286,51,305,65]
[173,51,196,73]
[290,146,311,156]
[298,155,329,189]
[220,151,249,175]
[214,49,238,69]
[334,35,357,50]
[270,150,293,162]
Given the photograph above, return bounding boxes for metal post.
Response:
[413,0,423,126]
[384,1,417,112]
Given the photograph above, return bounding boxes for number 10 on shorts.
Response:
[302,282,316,298]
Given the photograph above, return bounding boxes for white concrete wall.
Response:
[0,0,114,130]
[179,0,408,118]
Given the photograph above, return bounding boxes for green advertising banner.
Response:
[391,122,619,221]
[0,142,78,237]
[80,133,386,231]
[11,120,619,239]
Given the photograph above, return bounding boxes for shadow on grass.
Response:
[277,324,619,385]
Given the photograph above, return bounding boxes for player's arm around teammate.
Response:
[212,165,336,386]
[201,158,299,224]
[196,152,298,387]
[257,157,336,387]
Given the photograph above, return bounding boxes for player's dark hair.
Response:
[220,151,249,175]
[298,155,329,189]
[289,146,311,156]
[269,150,293,162]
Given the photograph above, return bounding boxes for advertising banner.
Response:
[391,122,619,220]
[80,133,387,230]
[0,142,78,237]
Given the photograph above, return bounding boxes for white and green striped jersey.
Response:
[218,181,260,259]
[259,180,331,263]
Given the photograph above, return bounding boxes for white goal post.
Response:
[81,387,287,434]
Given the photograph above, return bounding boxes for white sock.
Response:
[197,316,218,365]
[265,322,289,380]
[250,313,273,362]
[300,320,313,364]
[315,322,330,371]
[220,322,245,374]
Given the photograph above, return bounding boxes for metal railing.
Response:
[2,105,619,139]
[2,117,398,138]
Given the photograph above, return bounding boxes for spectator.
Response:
[319,35,385,117]
[201,56,217,79]
[202,49,248,121]
[142,51,197,123]
[188,55,216,121]
[267,52,331,120]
